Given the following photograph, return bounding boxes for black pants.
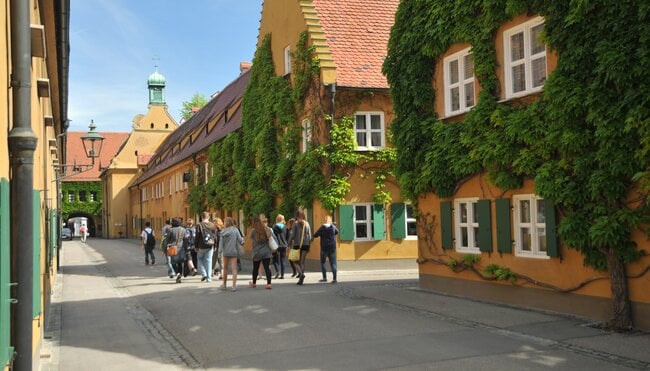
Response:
[144,245,155,264]
[252,258,271,284]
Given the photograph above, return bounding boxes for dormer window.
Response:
[504,17,547,98]
[443,48,475,116]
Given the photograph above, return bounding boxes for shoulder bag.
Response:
[288,223,305,262]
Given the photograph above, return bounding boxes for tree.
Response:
[180,93,208,121]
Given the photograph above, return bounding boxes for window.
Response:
[67,192,75,202]
[89,192,95,202]
[301,119,311,153]
[169,178,172,196]
[504,17,546,98]
[354,112,385,150]
[204,163,209,184]
[405,204,418,239]
[354,204,374,241]
[284,46,291,75]
[454,198,480,253]
[79,191,87,202]
[444,48,475,116]
[513,194,548,258]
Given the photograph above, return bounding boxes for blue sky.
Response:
[68,0,261,133]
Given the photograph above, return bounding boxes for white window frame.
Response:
[204,163,209,184]
[67,192,75,202]
[301,119,311,153]
[443,48,475,117]
[504,17,547,99]
[169,178,172,196]
[353,203,375,241]
[513,194,549,259]
[454,198,481,254]
[89,192,95,202]
[405,203,418,240]
[284,45,291,75]
[354,112,385,151]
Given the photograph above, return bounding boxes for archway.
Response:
[66,212,97,237]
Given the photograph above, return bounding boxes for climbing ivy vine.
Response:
[384,0,649,330]
[61,181,102,220]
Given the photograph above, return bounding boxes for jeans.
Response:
[197,248,213,281]
[144,245,155,264]
[275,247,286,276]
[166,255,176,276]
[320,249,337,280]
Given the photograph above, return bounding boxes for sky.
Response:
[68,0,262,133]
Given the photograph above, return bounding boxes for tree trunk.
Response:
[606,247,633,331]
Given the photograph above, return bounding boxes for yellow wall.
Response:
[258,0,307,78]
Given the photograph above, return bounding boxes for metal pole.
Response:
[9,0,36,369]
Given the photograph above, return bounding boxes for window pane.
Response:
[537,227,547,252]
[519,200,530,223]
[464,82,475,108]
[531,57,547,88]
[370,115,381,130]
[451,87,460,111]
[520,227,532,251]
[356,132,367,147]
[512,64,526,93]
[463,54,473,80]
[460,203,467,223]
[472,202,478,223]
[449,59,459,84]
[461,227,468,247]
[355,115,366,130]
[371,132,382,147]
[406,204,414,218]
[407,221,417,236]
[355,205,367,221]
[536,199,546,223]
[510,32,524,61]
[356,224,368,239]
[530,24,545,55]
[472,227,479,248]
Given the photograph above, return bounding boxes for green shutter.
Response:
[477,200,492,252]
[440,201,453,249]
[339,205,354,241]
[495,198,512,253]
[373,204,385,241]
[390,203,406,239]
[0,179,13,366]
[544,199,559,257]
[33,190,41,317]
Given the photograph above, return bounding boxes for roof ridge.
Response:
[300,0,337,84]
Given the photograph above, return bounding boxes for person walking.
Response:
[287,210,311,285]
[182,218,198,277]
[248,214,274,290]
[219,217,244,291]
[161,219,175,277]
[286,218,298,277]
[211,217,224,279]
[167,218,186,283]
[272,214,290,279]
[313,215,339,283]
[141,221,156,266]
[79,224,87,243]
[195,212,216,282]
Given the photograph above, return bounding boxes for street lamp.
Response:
[80,119,104,165]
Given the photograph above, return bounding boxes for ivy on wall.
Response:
[61,181,102,220]
[383,0,649,330]
[204,32,396,219]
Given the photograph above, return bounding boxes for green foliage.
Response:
[483,264,517,283]
[448,258,459,270]
[187,167,205,215]
[461,254,481,265]
[180,93,208,120]
[61,181,102,220]
[384,0,650,270]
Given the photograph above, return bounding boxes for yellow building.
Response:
[384,5,650,330]
[1,1,69,369]
[101,69,178,238]
[254,0,417,260]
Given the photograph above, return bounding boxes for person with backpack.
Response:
[312,215,339,283]
[167,218,187,283]
[195,212,217,282]
[141,221,156,266]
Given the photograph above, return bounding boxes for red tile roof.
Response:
[62,132,128,182]
[313,0,399,89]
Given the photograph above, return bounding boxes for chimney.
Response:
[240,61,252,74]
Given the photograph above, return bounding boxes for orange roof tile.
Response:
[62,132,128,182]
[313,0,399,89]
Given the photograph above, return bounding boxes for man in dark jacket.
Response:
[312,215,339,283]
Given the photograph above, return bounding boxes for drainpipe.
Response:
[8,0,36,369]
[328,83,336,223]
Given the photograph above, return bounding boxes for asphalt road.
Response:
[42,238,650,370]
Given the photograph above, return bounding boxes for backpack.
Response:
[145,229,156,247]
[198,223,216,248]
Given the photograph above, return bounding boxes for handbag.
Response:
[166,244,178,256]
[268,231,279,252]
[237,244,246,257]
[288,248,300,261]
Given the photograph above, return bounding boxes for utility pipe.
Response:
[8,0,37,369]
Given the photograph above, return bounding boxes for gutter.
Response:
[8,0,37,369]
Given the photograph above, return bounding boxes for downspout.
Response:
[328,83,336,223]
[8,0,36,369]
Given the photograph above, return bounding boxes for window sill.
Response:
[514,252,550,260]
[455,248,481,254]
[443,109,472,120]
[501,87,544,102]
[404,236,418,241]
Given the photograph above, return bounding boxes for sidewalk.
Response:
[41,238,650,370]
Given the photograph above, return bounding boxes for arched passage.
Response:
[66,212,97,237]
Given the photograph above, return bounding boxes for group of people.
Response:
[140,210,339,290]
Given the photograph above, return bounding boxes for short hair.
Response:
[165,219,170,224]
[171,218,180,227]
[145,221,151,227]
[275,214,285,223]
[202,211,210,221]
